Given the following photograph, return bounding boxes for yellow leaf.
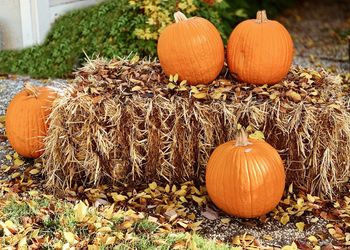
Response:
[192,195,204,205]
[130,55,140,64]
[173,74,179,83]
[263,235,273,241]
[105,236,116,245]
[232,235,240,245]
[211,91,222,100]
[98,227,112,233]
[18,236,27,247]
[220,218,231,224]
[167,82,177,90]
[0,115,5,123]
[11,172,21,179]
[307,235,318,245]
[189,220,202,231]
[179,80,187,86]
[149,182,157,190]
[131,86,142,91]
[249,130,265,140]
[31,229,40,238]
[296,222,305,232]
[286,90,301,102]
[104,204,115,220]
[288,183,294,194]
[169,75,174,82]
[88,245,100,250]
[29,168,40,175]
[74,201,88,222]
[171,185,177,193]
[13,152,19,159]
[165,184,170,193]
[5,154,12,160]
[64,232,76,244]
[14,159,25,166]
[111,193,127,203]
[190,86,199,94]
[281,243,298,250]
[311,217,319,223]
[179,196,188,203]
[187,213,196,220]
[28,190,39,196]
[120,220,133,229]
[280,214,290,225]
[307,194,316,203]
[192,92,207,99]
[175,189,187,196]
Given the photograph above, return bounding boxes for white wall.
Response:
[0,0,23,49]
[0,0,99,50]
[49,0,97,24]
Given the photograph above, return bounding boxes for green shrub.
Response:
[0,0,294,78]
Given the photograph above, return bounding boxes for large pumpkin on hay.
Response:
[5,83,57,158]
[157,11,224,85]
[227,10,294,85]
[206,130,285,218]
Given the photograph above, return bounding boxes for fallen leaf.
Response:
[131,86,142,91]
[64,232,76,245]
[220,218,231,224]
[296,222,305,232]
[249,130,265,140]
[201,209,218,220]
[280,213,290,225]
[74,201,88,222]
[149,182,157,190]
[192,92,207,99]
[14,159,25,166]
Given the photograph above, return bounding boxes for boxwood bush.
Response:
[0,0,294,78]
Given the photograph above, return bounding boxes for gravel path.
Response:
[278,0,350,72]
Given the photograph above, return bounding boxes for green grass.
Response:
[0,194,232,249]
[3,200,36,223]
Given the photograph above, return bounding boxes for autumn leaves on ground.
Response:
[0,143,350,249]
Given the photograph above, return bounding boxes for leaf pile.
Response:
[2,155,350,249]
[74,58,344,106]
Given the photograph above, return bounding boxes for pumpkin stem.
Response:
[174,11,188,23]
[256,10,268,23]
[235,129,251,147]
[24,82,39,98]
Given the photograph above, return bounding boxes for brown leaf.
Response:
[201,208,218,220]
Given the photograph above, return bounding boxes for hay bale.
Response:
[43,58,350,198]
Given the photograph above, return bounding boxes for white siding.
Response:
[0,0,22,49]
[49,0,97,23]
[0,0,98,49]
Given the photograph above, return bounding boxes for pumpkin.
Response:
[5,83,57,158]
[157,11,224,85]
[226,10,294,85]
[205,130,285,218]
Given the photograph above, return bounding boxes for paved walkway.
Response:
[277,0,349,72]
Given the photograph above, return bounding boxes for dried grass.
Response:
[43,58,350,198]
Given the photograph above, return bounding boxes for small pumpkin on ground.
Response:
[227,10,294,85]
[206,130,285,218]
[5,83,57,158]
[157,11,224,86]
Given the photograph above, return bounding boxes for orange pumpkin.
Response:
[5,83,57,158]
[157,11,224,85]
[227,10,294,85]
[206,130,285,218]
